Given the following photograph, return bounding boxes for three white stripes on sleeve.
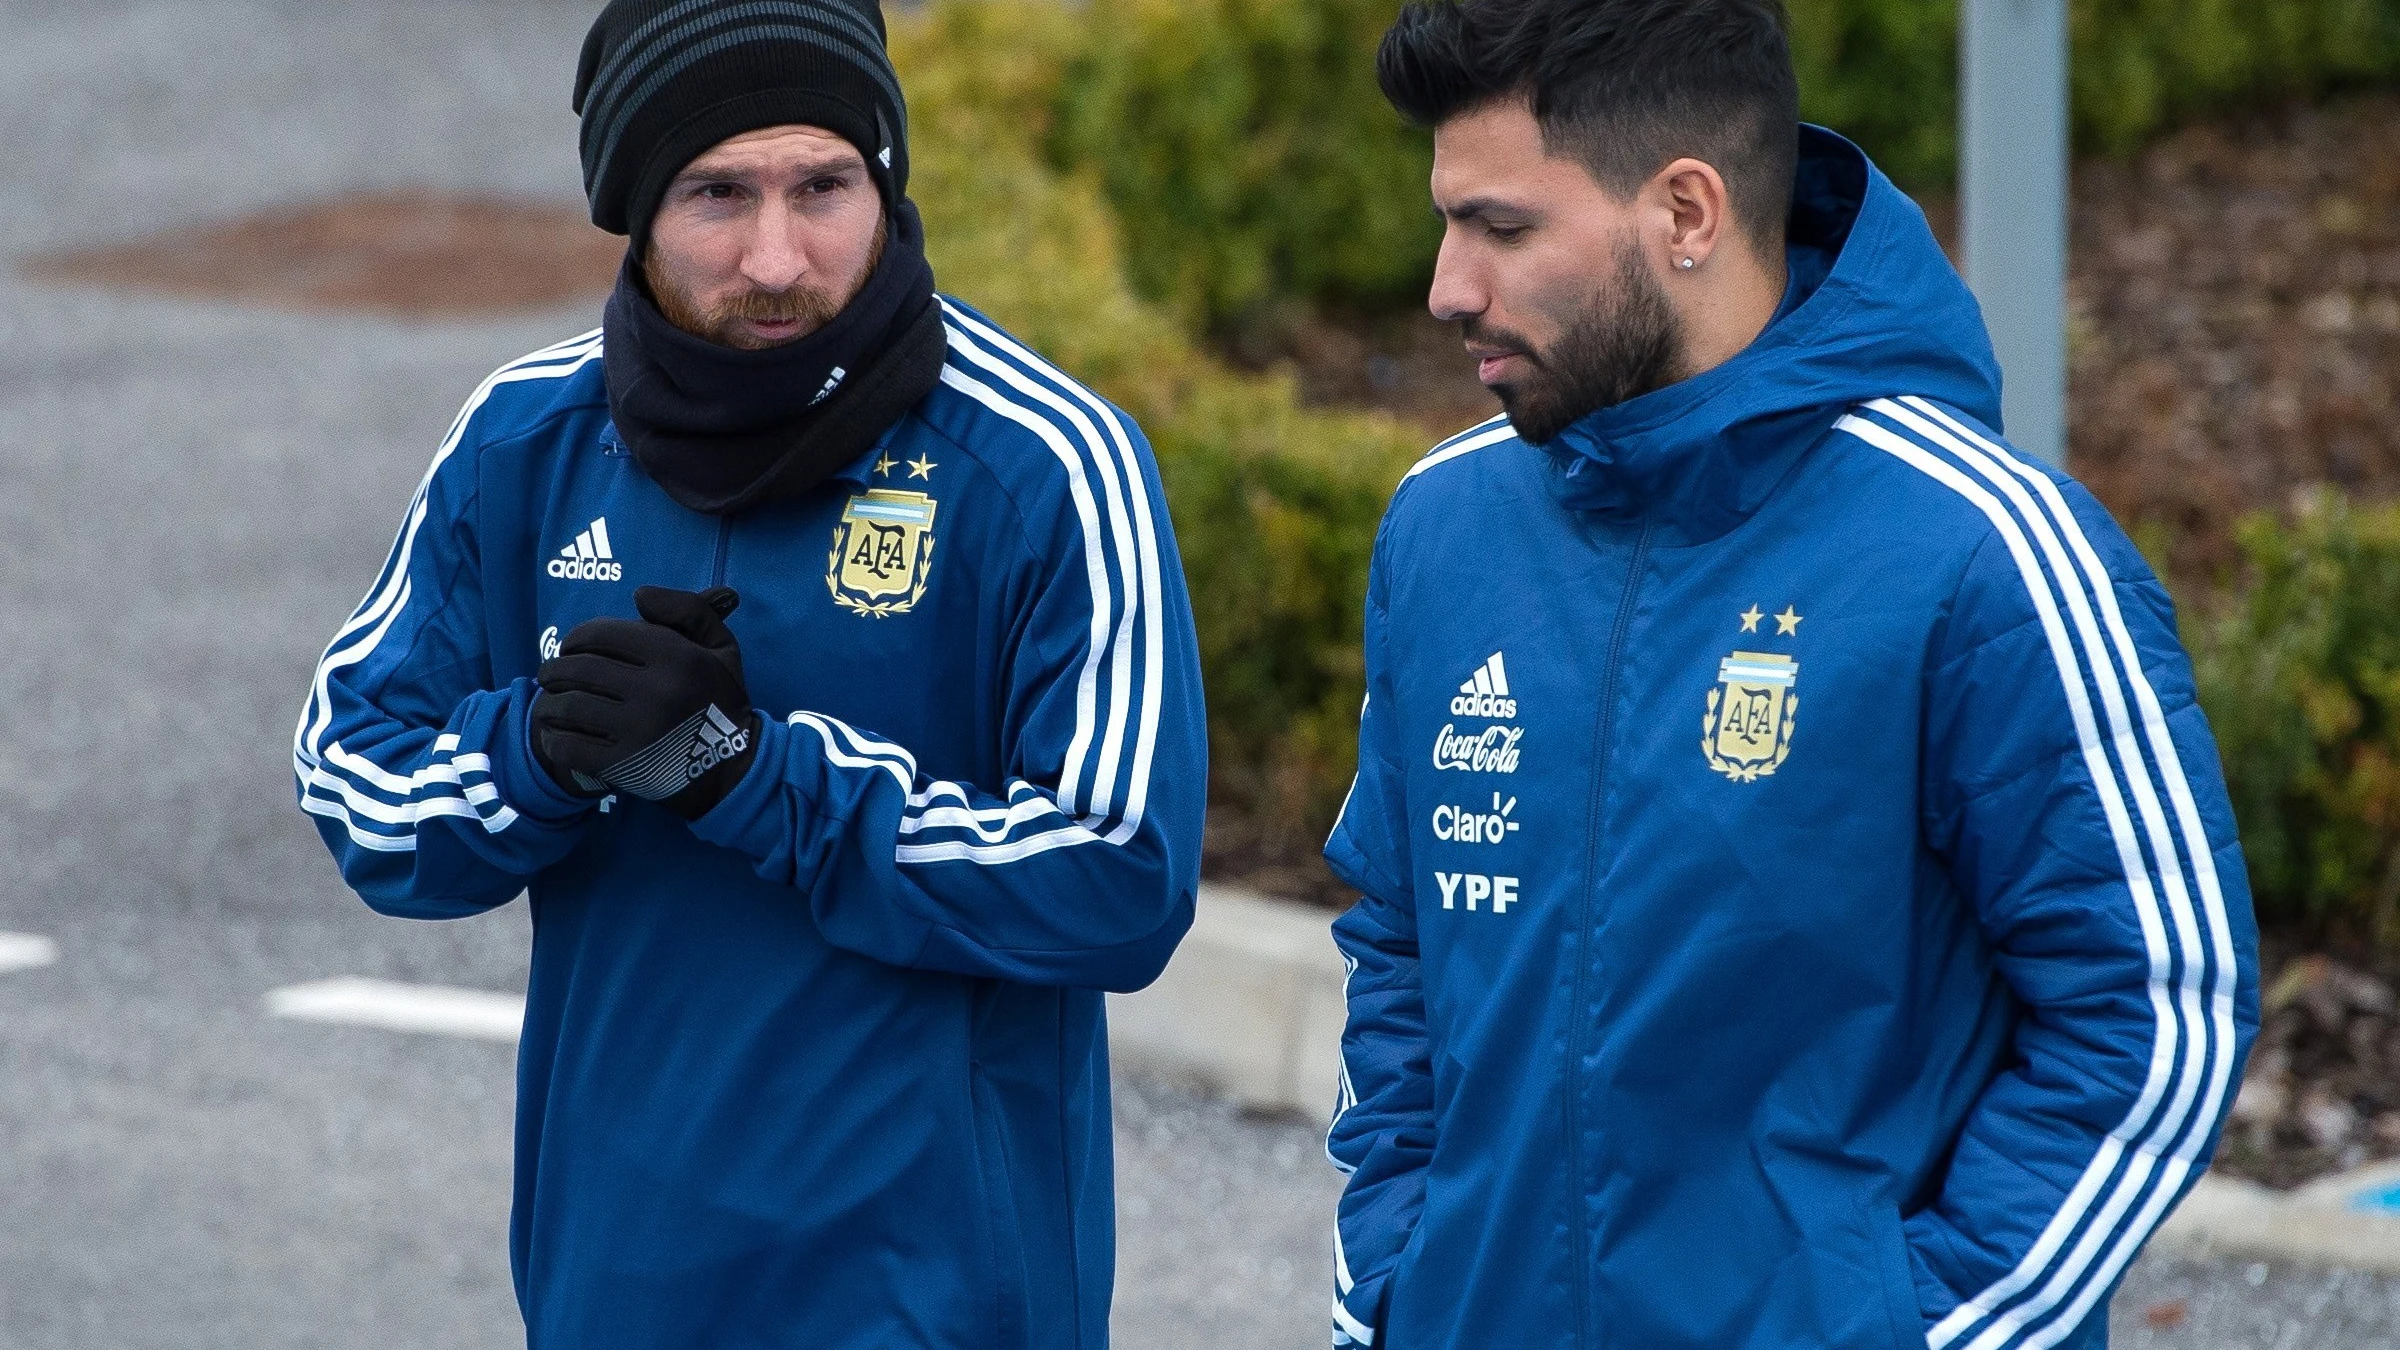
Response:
[1838,397,2236,1350]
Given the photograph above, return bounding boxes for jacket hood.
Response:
[1542,125,2002,537]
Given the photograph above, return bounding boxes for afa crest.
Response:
[1702,650,1799,781]
[827,489,938,617]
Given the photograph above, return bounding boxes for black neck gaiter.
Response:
[603,198,948,516]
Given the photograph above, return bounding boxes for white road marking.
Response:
[0,932,59,975]
[265,977,523,1042]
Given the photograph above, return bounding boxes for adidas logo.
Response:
[546,517,623,581]
[1449,651,1517,719]
[687,705,751,779]
[810,365,847,407]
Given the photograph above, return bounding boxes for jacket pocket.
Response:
[970,1067,1032,1350]
[1867,1202,1931,1350]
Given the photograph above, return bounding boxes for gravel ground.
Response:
[1111,1080,1342,1349]
[0,2,2394,1348]
[2113,1254,2400,1349]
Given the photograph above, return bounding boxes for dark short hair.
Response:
[1378,0,1799,259]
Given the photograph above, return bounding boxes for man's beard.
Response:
[643,221,888,351]
[1472,235,1684,445]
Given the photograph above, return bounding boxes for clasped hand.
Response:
[531,585,759,820]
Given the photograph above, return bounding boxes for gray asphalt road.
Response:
[0,2,2394,1348]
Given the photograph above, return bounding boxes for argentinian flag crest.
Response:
[1703,650,1798,781]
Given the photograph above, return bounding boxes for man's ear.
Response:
[1649,157,1733,273]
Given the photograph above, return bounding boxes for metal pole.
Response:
[1960,0,2068,467]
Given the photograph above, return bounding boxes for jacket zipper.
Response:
[709,518,733,590]
[1563,522,1650,1350]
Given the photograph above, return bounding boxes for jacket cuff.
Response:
[486,679,598,825]
[685,713,809,858]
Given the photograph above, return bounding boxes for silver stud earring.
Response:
[1677,256,1697,270]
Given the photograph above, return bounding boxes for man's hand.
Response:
[532,585,758,820]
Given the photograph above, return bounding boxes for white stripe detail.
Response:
[1325,690,1372,858]
[1837,409,2217,1350]
[298,572,416,770]
[1888,399,2238,1350]
[1331,1293,1376,1347]
[934,359,1116,815]
[898,796,1066,841]
[588,516,614,559]
[1326,949,1363,1174]
[787,713,1106,863]
[296,765,501,829]
[1334,1220,1372,1335]
[266,977,524,1041]
[300,795,424,851]
[0,932,59,975]
[894,829,1102,865]
[802,712,1055,823]
[813,712,919,785]
[316,741,485,797]
[311,327,602,659]
[789,712,914,793]
[1875,399,2206,1350]
[301,328,601,743]
[294,333,605,852]
[1400,417,1513,483]
[1869,400,2220,1350]
[300,332,602,761]
[940,299,1170,840]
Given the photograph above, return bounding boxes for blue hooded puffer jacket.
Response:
[1324,127,2258,1350]
[295,298,1204,1349]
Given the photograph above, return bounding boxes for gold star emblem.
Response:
[1738,604,1763,633]
[906,453,938,480]
[1774,606,1803,637]
[873,453,896,478]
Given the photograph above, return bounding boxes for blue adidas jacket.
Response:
[294,298,1204,1349]
[1324,128,2258,1350]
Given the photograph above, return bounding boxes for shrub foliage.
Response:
[1051,0,1442,331]
[1800,0,2400,186]
[2193,497,2400,946]
[1047,0,2400,323]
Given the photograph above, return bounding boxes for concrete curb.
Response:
[1108,884,1345,1119]
[2153,1163,2400,1274]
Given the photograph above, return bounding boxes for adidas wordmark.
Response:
[548,517,623,582]
[1449,651,1516,719]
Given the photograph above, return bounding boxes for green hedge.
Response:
[2192,496,2400,948]
[896,2,1424,850]
[1049,0,2400,326]
[1801,0,2400,185]
[1051,0,1441,332]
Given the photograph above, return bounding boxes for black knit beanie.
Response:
[573,0,908,250]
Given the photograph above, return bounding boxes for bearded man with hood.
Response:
[1323,2,2257,1348]
[293,2,1203,1345]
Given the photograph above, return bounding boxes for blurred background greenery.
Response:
[893,0,2400,949]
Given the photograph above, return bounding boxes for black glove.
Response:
[531,585,759,820]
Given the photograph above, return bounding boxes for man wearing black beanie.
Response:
[293,2,1208,1346]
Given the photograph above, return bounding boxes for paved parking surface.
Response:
[0,2,2396,1347]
